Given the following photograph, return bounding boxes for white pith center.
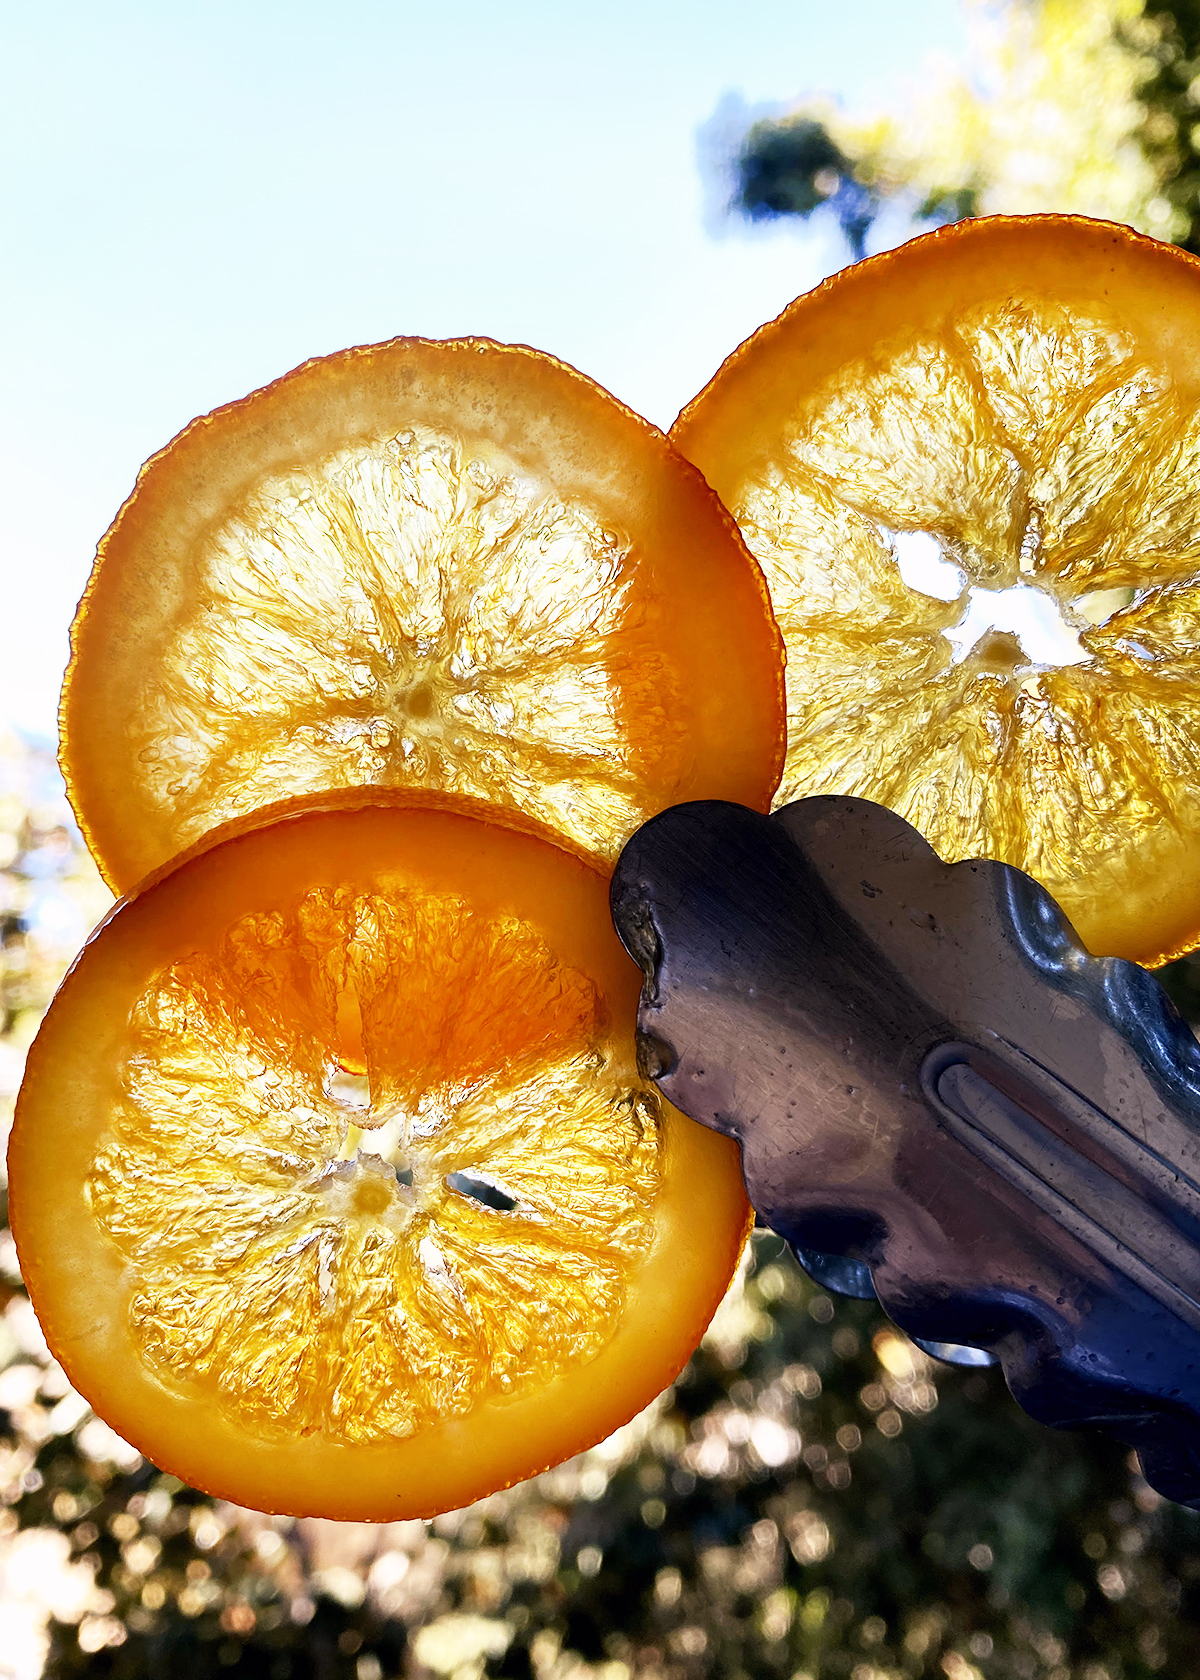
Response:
[946,583,1089,668]
[890,529,1132,671]
[321,1069,518,1240]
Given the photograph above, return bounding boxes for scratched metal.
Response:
[611,796,1200,1506]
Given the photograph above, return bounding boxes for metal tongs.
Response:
[611,797,1200,1508]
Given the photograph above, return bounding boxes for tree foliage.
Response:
[733,119,879,259]
[724,0,1200,256]
[1131,2,1200,249]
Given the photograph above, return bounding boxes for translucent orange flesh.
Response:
[674,215,1200,966]
[62,337,785,894]
[8,797,750,1520]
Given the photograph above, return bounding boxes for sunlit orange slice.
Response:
[62,338,784,894]
[674,215,1200,965]
[9,792,749,1519]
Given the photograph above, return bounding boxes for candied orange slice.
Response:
[8,793,749,1519]
[62,337,784,894]
[674,215,1200,965]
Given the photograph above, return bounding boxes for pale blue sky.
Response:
[1,0,964,736]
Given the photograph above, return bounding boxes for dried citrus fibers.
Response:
[61,337,784,896]
[674,214,1200,966]
[8,794,750,1519]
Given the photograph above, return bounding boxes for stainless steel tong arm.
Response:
[611,796,1200,1507]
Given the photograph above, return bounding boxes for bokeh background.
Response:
[7,2,1200,1675]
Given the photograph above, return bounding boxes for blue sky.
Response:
[1,0,964,737]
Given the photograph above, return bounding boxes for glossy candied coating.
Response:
[62,338,785,892]
[86,887,660,1445]
[9,796,750,1519]
[674,216,1200,966]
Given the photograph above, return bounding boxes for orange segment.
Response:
[673,215,1200,965]
[62,337,784,893]
[9,794,750,1519]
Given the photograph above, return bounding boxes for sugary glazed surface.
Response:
[127,426,673,865]
[87,888,660,1445]
[674,216,1200,966]
[63,338,785,892]
[10,799,749,1519]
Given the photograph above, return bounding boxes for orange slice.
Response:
[8,793,749,1519]
[674,214,1200,966]
[62,337,784,895]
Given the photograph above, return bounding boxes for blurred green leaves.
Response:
[716,1,1200,259]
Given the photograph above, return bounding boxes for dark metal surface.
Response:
[789,1247,997,1365]
[611,796,1200,1506]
